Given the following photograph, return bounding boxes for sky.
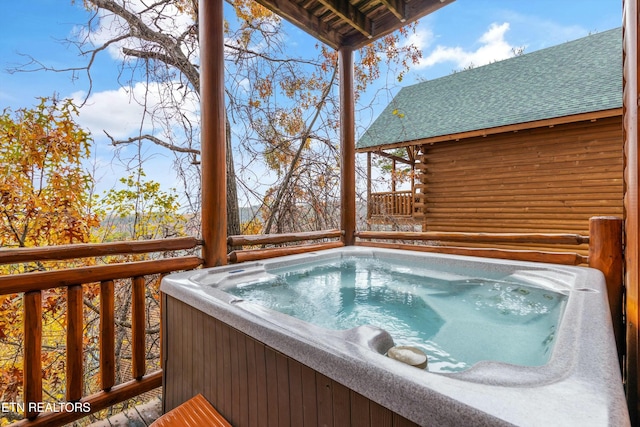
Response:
[0,0,623,206]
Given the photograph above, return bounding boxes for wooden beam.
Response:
[343,0,453,49]
[228,242,344,263]
[228,229,342,246]
[100,280,116,391]
[66,285,84,402]
[623,1,640,423]
[371,150,412,165]
[380,0,406,22]
[23,291,42,419]
[589,217,624,366]
[317,0,372,38]
[367,152,372,223]
[356,230,588,245]
[200,0,227,267]
[131,276,146,380]
[340,47,356,245]
[0,237,201,265]
[0,256,203,294]
[254,0,343,49]
[356,241,587,266]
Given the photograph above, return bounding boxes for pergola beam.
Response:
[255,0,344,49]
[372,149,412,165]
[380,0,406,22]
[317,0,373,39]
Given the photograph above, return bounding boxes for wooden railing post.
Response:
[132,276,146,380]
[100,280,115,391]
[589,216,624,365]
[23,290,42,419]
[66,285,84,401]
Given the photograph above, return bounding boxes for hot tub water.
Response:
[226,256,567,372]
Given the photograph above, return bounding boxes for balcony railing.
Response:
[0,218,625,426]
[368,190,415,219]
[0,238,202,426]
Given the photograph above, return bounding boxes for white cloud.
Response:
[71,80,200,140]
[498,11,588,49]
[418,22,515,69]
[71,84,156,139]
[403,26,435,51]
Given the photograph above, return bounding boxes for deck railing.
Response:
[368,190,415,219]
[0,238,203,426]
[1,217,625,426]
[227,229,344,263]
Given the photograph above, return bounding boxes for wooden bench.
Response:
[150,394,232,427]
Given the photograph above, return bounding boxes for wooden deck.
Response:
[86,397,162,427]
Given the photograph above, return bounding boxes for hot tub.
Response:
[160,246,629,426]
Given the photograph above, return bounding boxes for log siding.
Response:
[415,117,623,251]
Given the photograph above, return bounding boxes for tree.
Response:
[0,97,99,251]
[0,98,184,424]
[0,97,98,422]
[17,0,423,236]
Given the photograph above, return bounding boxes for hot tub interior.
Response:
[220,255,567,372]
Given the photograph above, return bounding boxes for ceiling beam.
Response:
[344,0,453,48]
[372,150,413,165]
[254,0,343,49]
[317,0,373,39]
[380,0,406,22]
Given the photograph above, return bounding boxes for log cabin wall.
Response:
[415,116,623,253]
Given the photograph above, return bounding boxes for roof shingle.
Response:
[357,28,622,150]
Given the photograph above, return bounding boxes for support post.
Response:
[589,216,624,366]
[199,0,227,266]
[623,0,639,422]
[367,152,372,228]
[23,290,42,419]
[339,47,355,245]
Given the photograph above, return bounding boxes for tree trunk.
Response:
[226,119,241,242]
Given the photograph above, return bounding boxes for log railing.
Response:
[228,229,344,263]
[368,190,414,218]
[0,237,203,426]
[355,230,591,265]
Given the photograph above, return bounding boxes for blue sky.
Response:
[0,1,623,203]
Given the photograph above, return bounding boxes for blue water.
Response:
[227,257,567,372]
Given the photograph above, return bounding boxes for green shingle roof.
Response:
[357,27,622,150]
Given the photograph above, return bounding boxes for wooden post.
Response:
[100,280,115,391]
[23,290,42,419]
[132,276,146,379]
[66,284,84,401]
[410,149,415,218]
[623,0,639,422]
[199,0,227,266]
[589,217,624,366]
[339,47,356,245]
[391,159,397,217]
[367,152,372,228]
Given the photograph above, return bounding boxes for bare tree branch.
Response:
[104,131,200,154]
[263,65,338,234]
